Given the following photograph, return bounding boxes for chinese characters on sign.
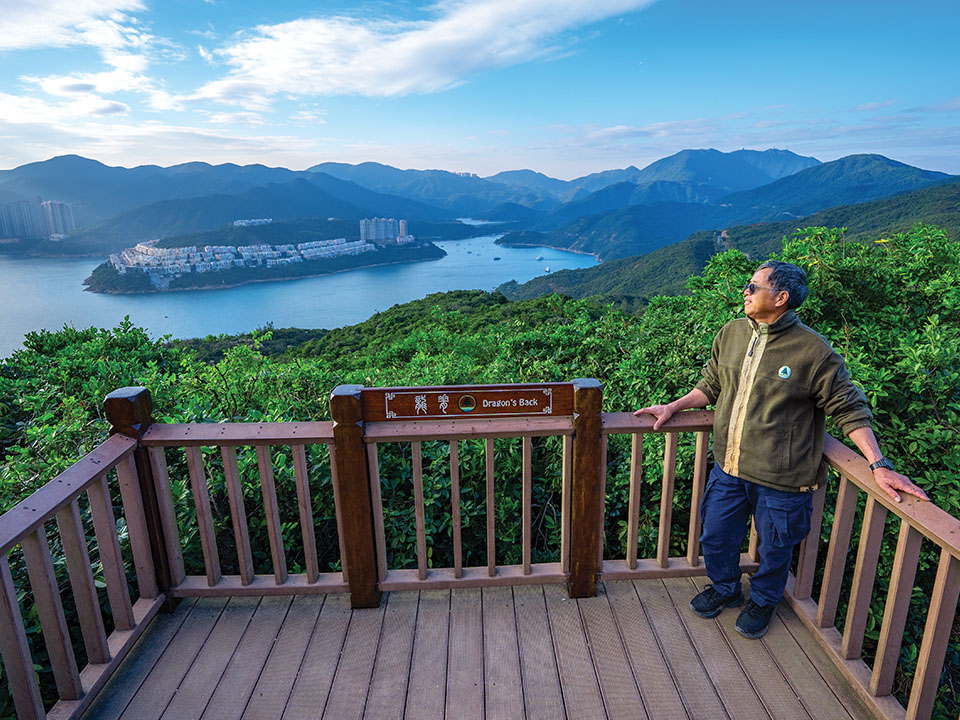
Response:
[367,384,572,421]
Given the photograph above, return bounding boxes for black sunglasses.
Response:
[744,282,778,294]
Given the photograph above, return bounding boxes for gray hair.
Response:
[758,260,807,309]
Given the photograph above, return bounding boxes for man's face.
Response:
[744,267,788,322]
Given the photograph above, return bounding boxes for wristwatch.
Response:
[869,457,895,472]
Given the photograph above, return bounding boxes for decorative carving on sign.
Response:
[363,383,573,421]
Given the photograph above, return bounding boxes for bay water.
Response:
[0,235,597,358]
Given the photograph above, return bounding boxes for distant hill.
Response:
[630,148,818,191]
[0,155,303,226]
[65,179,368,252]
[307,161,557,215]
[498,177,960,306]
[503,154,953,260]
[718,154,952,221]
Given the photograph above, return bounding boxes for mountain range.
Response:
[0,148,952,263]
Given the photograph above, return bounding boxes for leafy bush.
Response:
[0,224,957,716]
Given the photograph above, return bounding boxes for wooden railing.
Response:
[0,381,957,719]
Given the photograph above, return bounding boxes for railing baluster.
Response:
[871,520,922,696]
[0,555,44,720]
[147,447,185,586]
[366,443,387,583]
[657,432,678,568]
[841,496,888,659]
[792,485,827,599]
[87,473,136,630]
[686,431,709,567]
[412,441,427,581]
[627,433,643,570]
[21,527,82,700]
[56,500,109,664]
[561,434,572,574]
[292,445,319,584]
[906,548,960,719]
[328,444,350,585]
[186,447,222,587]
[598,435,607,566]
[817,475,858,628]
[221,446,255,585]
[115,454,158,599]
[486,437,496,577]
[522,436,532,576]
[450,441,462,579]
[255,446,287,585]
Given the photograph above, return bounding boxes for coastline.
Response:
[493,239,601,261]
[84,252,445,294]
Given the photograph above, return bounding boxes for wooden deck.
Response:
[81,578,875,720]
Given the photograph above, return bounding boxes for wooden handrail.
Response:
[2,384,959,720]
[0,434,136,554]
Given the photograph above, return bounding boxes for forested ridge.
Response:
[1,225,958,716]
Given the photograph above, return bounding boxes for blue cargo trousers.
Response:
[700,464,814,607]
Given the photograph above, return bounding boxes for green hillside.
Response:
[2,225,959,716]
[499,178,960,305]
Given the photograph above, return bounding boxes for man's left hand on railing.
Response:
[872,466,930,504]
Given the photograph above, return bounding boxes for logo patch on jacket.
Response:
[778,365,792,379]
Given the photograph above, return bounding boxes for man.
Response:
[635,260,928,639]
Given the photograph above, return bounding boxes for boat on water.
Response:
[545,266,551,272]
[493,256,501,261]
[536,255,543,261]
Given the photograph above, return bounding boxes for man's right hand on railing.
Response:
[634,389,709,431]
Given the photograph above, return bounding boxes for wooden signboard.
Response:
[361,383,574,422]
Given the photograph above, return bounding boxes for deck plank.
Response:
[364,591,419,720]
[159,597,259,720]
[119,597,228,720]
[446,588,484,719]
[81,598,197,720]
[404,590,450,720]
[778,589,879,720]
[542,583,605,718]
[604,581,686,719]
[660,578,767,720]
[633,579,730,719]
[688,577,808,719]
[282,593,352,720]
[513,585,565,720]
[482,587,524,720]
[580,584,646,720]
[200,596,292,720]
[322,602,387,719]
[242,595,325,719]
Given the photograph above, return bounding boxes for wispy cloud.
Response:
[192,0,656,107]
[909,97,960,113]
[855,100,896,112]
[0,1,145,51]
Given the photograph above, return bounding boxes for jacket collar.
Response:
[749,309,798,335]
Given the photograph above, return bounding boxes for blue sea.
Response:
[0,235,597,358]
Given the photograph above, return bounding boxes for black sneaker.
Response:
[690,584,744,618]
[735,599,776,638]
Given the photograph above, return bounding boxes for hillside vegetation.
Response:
[500,178,960,306]
[0,225,958,715]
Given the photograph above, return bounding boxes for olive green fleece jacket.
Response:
[694,310,873,492]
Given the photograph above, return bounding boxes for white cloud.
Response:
[855,100,896,112]
[0,1,145,51]
[198,45,214,64]
[290,111,326,124]
[192,0,655,106]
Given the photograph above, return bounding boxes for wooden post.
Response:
[104,387,174,601]
[568,378,603,598]
[330,385,381,608]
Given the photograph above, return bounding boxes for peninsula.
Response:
[84,236,445,293]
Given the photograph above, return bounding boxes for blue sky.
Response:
[1,0,958,179]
